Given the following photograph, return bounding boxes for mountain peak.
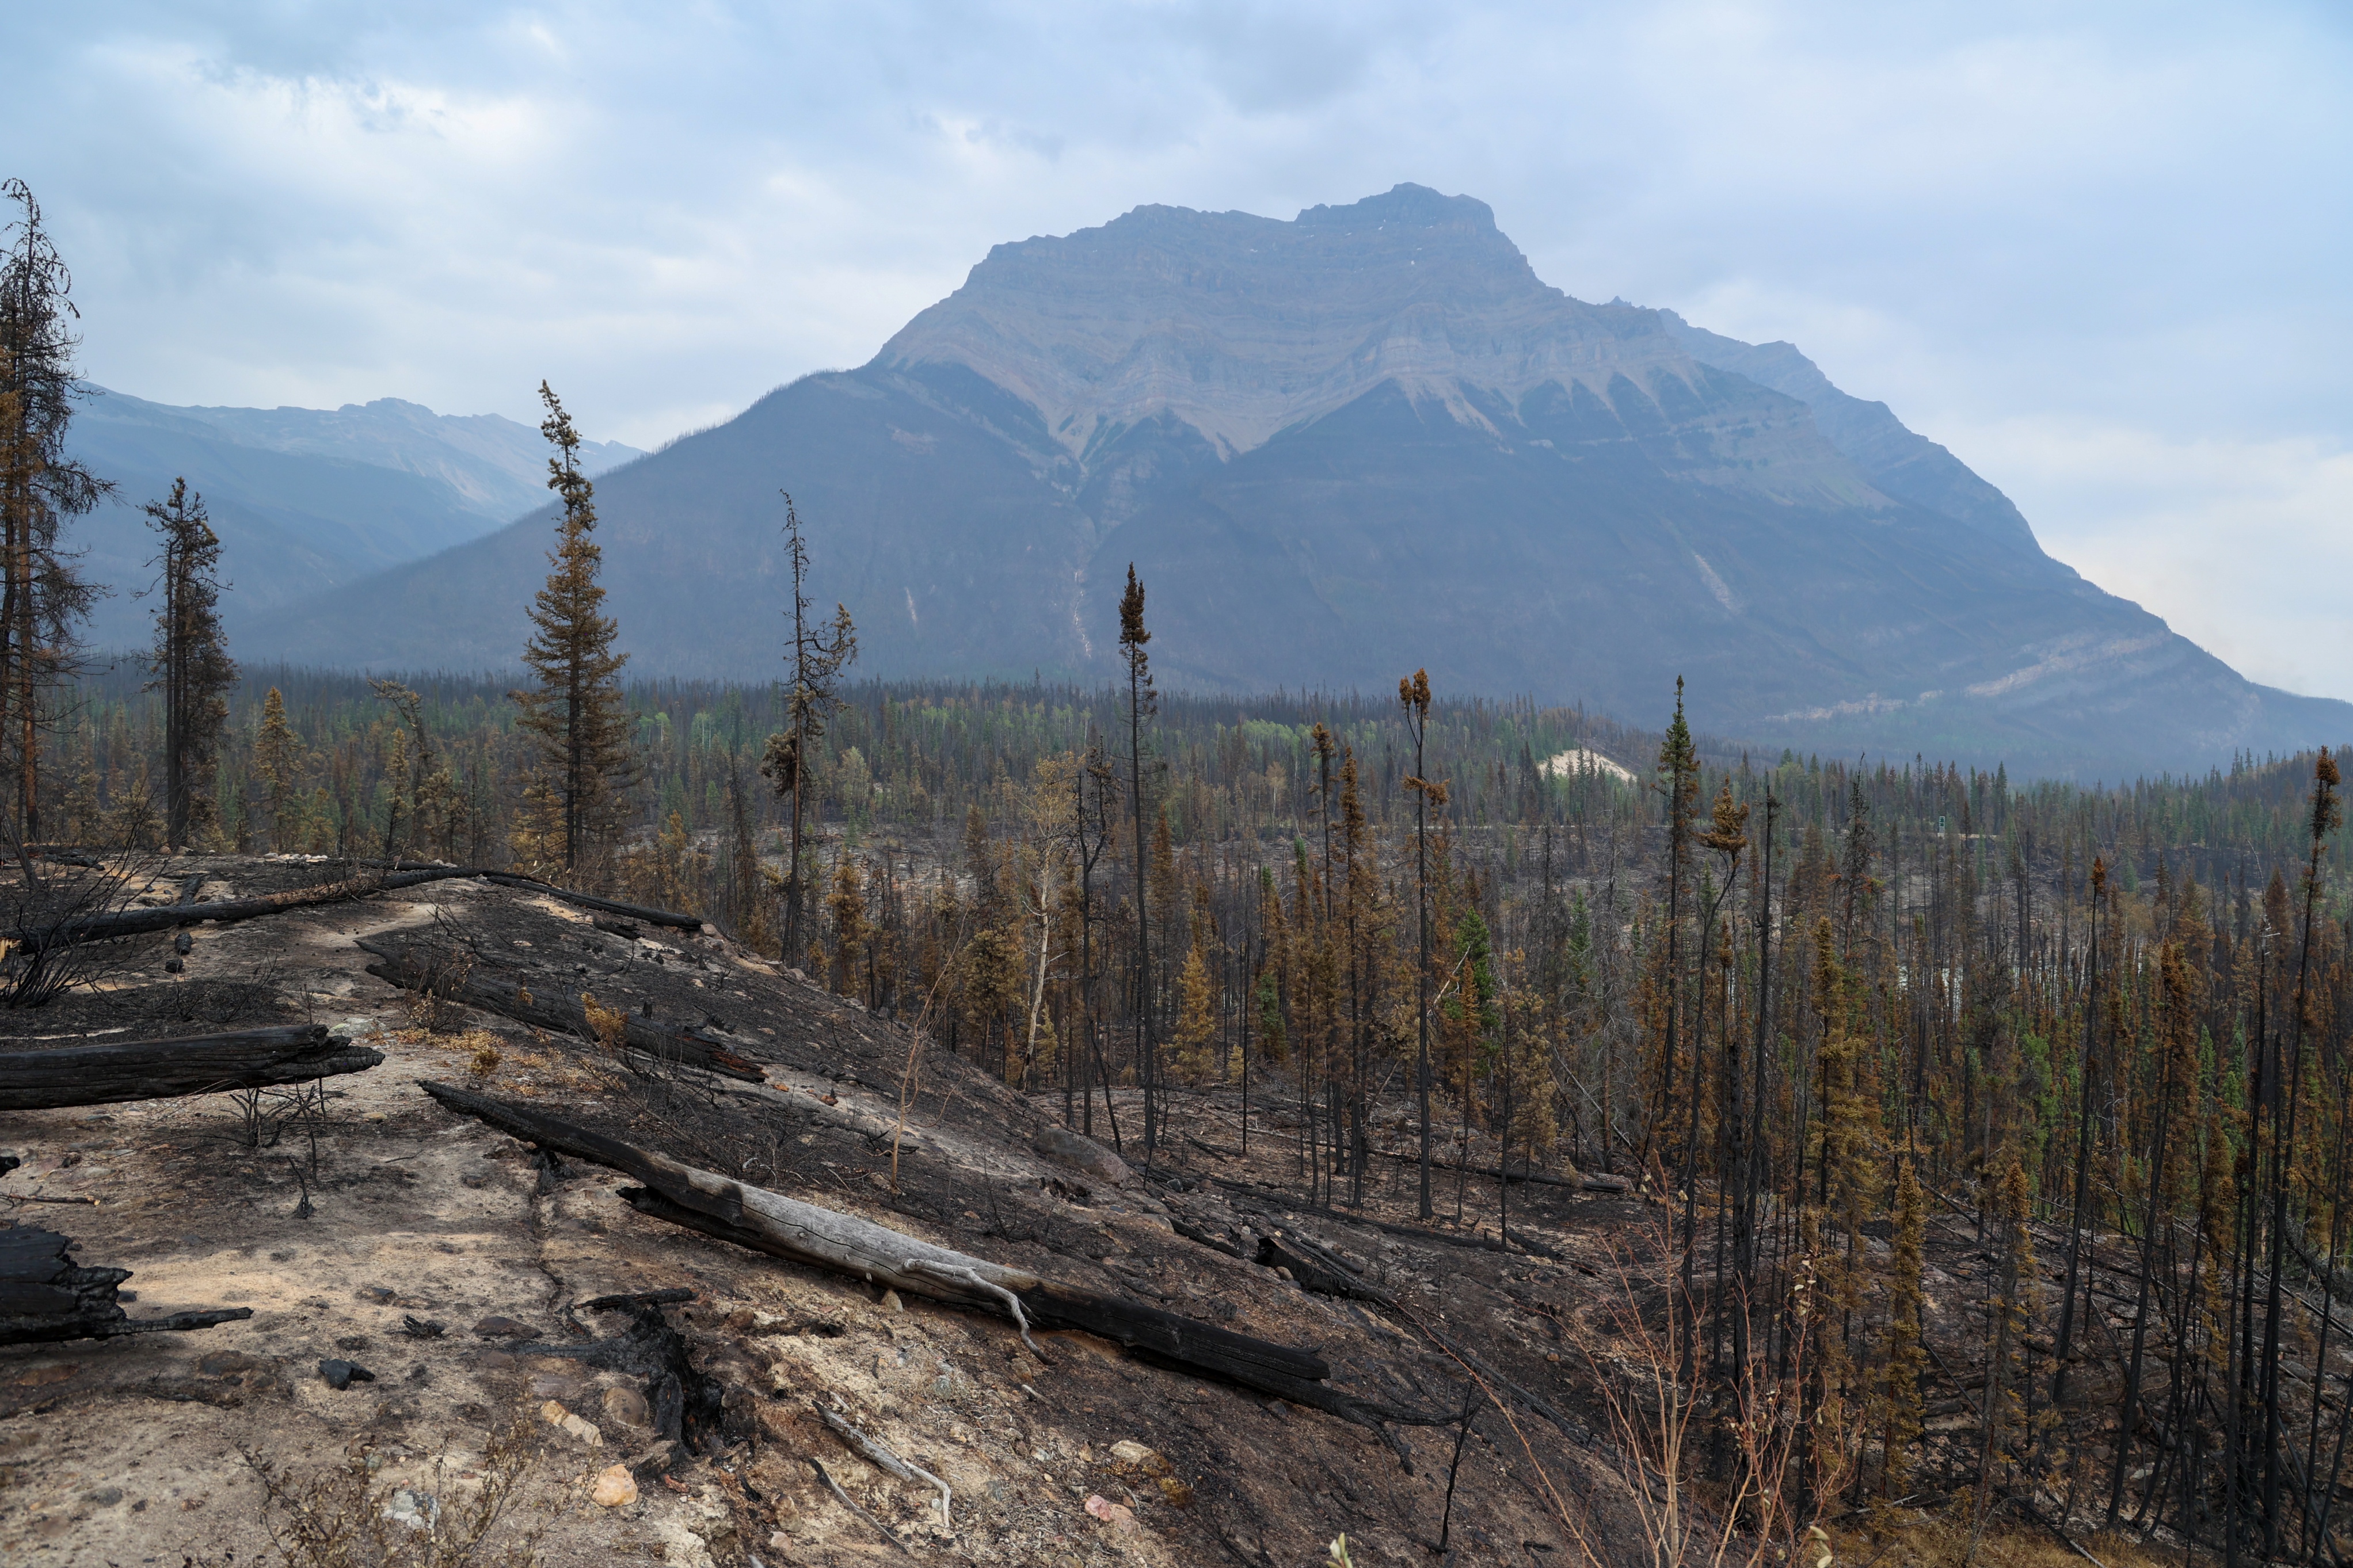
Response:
[877,186,1714,461]
[1294,182,1498,232]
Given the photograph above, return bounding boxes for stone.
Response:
[318,1360,376,1391]
[1084,1493,1136,1531]
[472,1315,538,1339]
[591,1464,638,1508]
[1108,1440,1170,1476]
[539,1399,603,1447]
[384,1489,439,1531]
[879,1290,903,1313]
[1033,1126,1133,1187]
[83,1487,123,1506]
[602,1384,652,1429]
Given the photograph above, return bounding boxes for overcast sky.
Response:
[11,2,2351,700]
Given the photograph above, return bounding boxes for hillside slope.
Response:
[239,187,2348,777]
[66,390,641,649]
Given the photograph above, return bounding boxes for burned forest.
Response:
[5,173,2353,1568]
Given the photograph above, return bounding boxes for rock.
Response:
[319,1360,376,1390]
[162,958,184,974]
[654,1518,720,1568]
[84,1486,124,1506]
[591,1464,638,1508]
[472,1315,538,1339]
[602,1384,652,1429]
[355,1285,397,1304]
[1084,1493,1137,1531]
[539,1399,603,1447]
[173,930,193,956]
[401,1315,446,1339]
[384,1488,438,1531]
[879,1289,903,1313]
[1033,1126,1133,1187]
[1109,1440,1171,1477]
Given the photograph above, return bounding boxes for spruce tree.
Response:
[512,383,630,878]
[0,180,108,841]
[253,686,305,850]
[141,479,235,850]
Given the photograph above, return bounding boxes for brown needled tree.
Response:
[140,478,235,850]
[511,383,630,880]
[0,179,108,849]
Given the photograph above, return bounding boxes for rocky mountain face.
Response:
[239,186,2347,777]
[66,390,640,649]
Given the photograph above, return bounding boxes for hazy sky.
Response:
[11,2,2351,699]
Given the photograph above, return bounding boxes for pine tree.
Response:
[0,180,109,841]
[140,479,235,850]
[1883,1155,1928,1497]
[511,383,630,878]
[1172,940,1217,1084]
[253,686,305,851]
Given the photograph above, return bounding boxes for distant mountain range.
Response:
[154,184,2348,777]
[65,390,642,649]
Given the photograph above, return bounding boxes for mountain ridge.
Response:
[233,186,2348,779]
[63,388,642,650]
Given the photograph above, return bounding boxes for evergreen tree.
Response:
[253,686,305,851]
[141,479,235,850]
[512,383,630,877]
[0,180,108,842]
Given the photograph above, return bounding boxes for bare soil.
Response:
[0,857,1659,1567]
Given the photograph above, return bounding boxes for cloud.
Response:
[7,1,2351,693]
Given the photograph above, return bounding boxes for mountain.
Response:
[239,185,2348,777]
[64,390,642,649]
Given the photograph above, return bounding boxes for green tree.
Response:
[511,383,630,877]
[253,686,306,850]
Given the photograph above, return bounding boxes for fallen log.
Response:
[417,1081,1448,1435]
[359,941,762,1082]
[0,1226,251,1345]
[1361,1144,1601,1191]
[10,866,479,947]
[1215,1181,1565,1258]
[12,861,707,949]
[0,1024,381,1111]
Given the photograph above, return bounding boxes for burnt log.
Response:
[12,863,705,951]
[11,866,480,947]
[358,941,762,1082]
[0,1227,250,1345]
[416,1081,1447,1434]
[0,1024,381,1111]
